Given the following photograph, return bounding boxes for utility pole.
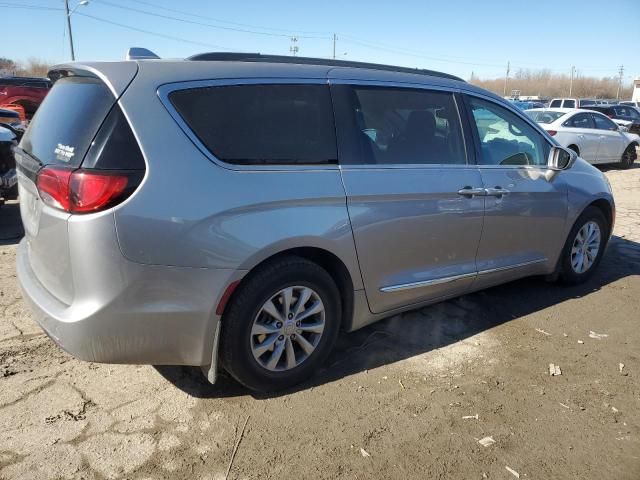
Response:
[64,0,76,61]
[503,61,510,96]
[617,65,624,100]
[289,36,299,56]
[569,66,575,97]
[332,34,336,60]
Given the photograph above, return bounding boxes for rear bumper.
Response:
[17,238,242,366]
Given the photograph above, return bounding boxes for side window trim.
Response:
[158,78,340,172]
[460,92,553,169]
[329,79,470,168]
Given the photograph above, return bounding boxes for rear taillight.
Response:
[37,166,139,214]
[546,130,557,136]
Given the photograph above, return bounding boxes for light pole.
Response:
[64,0,89,61]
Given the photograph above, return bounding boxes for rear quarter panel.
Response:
[112,66,363,290]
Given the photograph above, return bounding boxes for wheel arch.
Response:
[586,198,614,237]
[219,246,356,331]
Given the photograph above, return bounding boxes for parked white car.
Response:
[526,108,639,168]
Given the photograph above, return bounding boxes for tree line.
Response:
[0,58,51,78]
[470,68,633,100]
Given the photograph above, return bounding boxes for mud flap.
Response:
[201,320,222,384]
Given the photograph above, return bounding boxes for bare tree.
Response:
[471,68,633,99]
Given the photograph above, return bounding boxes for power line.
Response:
[0,2,63,11]
[75,12,233,50]
[125,0,329,36]
[91,0,329,39]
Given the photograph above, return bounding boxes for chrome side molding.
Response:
[380,258,547,293]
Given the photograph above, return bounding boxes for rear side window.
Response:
[169,84,337,165]
[563,99,576,108]
[332,85,466,165]
[550,100,562,107]
[564,113,595,129]
[20,77,115,167]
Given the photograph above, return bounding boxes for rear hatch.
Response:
[15,65,141,304]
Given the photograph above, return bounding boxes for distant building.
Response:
[633,79,640,101]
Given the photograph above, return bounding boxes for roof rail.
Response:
[126,47,160,61]
[187,52,465,82]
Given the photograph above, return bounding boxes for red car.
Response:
[0,76,51,119]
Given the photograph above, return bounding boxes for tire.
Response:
[220,256,341,392]
[620,144,636,169]
[568,145,580,156]
[559,206,608,284]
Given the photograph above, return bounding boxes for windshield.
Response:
[525,110,565,124]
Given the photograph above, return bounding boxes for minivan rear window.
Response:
[169,84,337,165]
[20,76,115,167]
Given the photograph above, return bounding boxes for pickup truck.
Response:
[0,76,51,119]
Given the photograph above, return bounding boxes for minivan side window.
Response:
[563,99,576,108]
[468,97,549,166]
[332,85,466,165]
[169,84,337,165]
[550,100,562,108]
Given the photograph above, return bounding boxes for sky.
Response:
[2,0,639,83]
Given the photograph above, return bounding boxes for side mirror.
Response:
[548,146,576,170]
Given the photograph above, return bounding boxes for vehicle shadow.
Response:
[0,201,23,246]
[156,233,640,399]
[597,161,640,172]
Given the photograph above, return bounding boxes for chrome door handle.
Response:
[457,187,486,197]
[485,187,510,197]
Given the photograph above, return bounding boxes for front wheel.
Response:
[559,206,608,284]
[220,256,341,392]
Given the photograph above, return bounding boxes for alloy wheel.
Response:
[570,221,601,274]
[250,286,325,372]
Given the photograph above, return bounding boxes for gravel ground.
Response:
[1,165,639,480]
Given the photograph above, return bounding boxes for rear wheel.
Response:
[568,144,580,156]
[220,256,341,392]
[620,144,637,169]
[559,206,608,284]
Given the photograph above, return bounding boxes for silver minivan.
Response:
[16,52,614,392]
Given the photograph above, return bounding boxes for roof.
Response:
[185,52,465,82]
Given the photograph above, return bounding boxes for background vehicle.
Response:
[16,53,615,392]
[0,76,51,119]
[619,101,640,108]
[582,104,640,135]
[527,108,639,168]
[0,124,18,204]
[549,98,597,108]
[0,107,24,131]
[512,100,545,110]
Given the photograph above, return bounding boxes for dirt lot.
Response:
[1,165,639,480]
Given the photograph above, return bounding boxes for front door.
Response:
[591,113,627,163]
[464,94,568,289]
[331,83,485,314]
